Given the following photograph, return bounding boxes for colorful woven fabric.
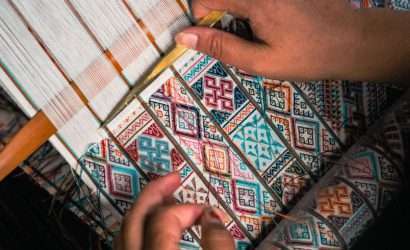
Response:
[258,96,410,250]
[0,1,408,249]
[77,48,407,248]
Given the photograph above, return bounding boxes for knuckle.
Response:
[147,207,174,225]
[207,32,224,59]
[203,229,235,246]
[207,228,231,237]
[205,228,232,239]
[214,234,232,243]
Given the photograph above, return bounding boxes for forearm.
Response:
[345,9,410,83]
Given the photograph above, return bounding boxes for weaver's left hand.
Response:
[114,172,235,250]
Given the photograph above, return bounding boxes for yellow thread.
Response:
[103,11,225,126]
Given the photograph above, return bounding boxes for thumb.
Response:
[200,208,235,250]
[175,26,267,73]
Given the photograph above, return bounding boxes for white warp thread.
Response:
[0,0,193,235]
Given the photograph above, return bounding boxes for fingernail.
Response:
[175,32,198,49]
[202,207,224,225]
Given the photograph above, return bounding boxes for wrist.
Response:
[326,9,367,81]
[311,8,365,81]
[338,9,410,82]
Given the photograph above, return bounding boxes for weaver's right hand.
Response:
[176,0,410,83]
[114,172,235,250]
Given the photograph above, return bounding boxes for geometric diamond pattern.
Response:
[3,1,405,249]
[270,211,343,249]
[176,54,287,175]
[141,72,263,244]
[232,111,286,173]
[107,164,139,199]
[232,75,342,178]
[232,179,260,214]
[79,16,406,246]
[339,147,403,214]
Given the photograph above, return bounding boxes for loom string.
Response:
[8,0,141,222]
[11,0,125,141]
[10,2,105,158]
[21,160,113,239]
[60,1,199,125]
[121,0,163,54]
[3,0,101,169]
[0,11,66,120]
[72,166,113,233]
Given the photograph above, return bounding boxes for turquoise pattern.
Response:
[182,54,213,83]
[232,111,286,173]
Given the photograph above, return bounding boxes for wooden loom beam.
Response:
[0,112,56,181]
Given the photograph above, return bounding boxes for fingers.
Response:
[120,172,181,250]
[143,204,206,250]
[175,27,268,73]
[201,208,235,250]
[191,0,253,19]
[129,171,180,218]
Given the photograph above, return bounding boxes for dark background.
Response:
[0,170,408,249]
[0,171,110,250]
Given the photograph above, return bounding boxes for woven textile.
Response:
[79,56,408,248]
[0,0,409,249]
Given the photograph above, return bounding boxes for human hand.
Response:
[114,172,235,250]
[176,0,410,82]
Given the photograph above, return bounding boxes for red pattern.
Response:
[143,123,163,138]
[171,148,185,170]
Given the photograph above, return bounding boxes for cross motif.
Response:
[177,110,196,130]
[204,144,230,176]
[269,90,286,109]
[114,173,132,193]
[298,126,314,145]
[138,135,171,173]
[204,75,234,111]
[295,226,305,236]
[173,104,200,139]
[238,188,255,207]
[318,186,353,217]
